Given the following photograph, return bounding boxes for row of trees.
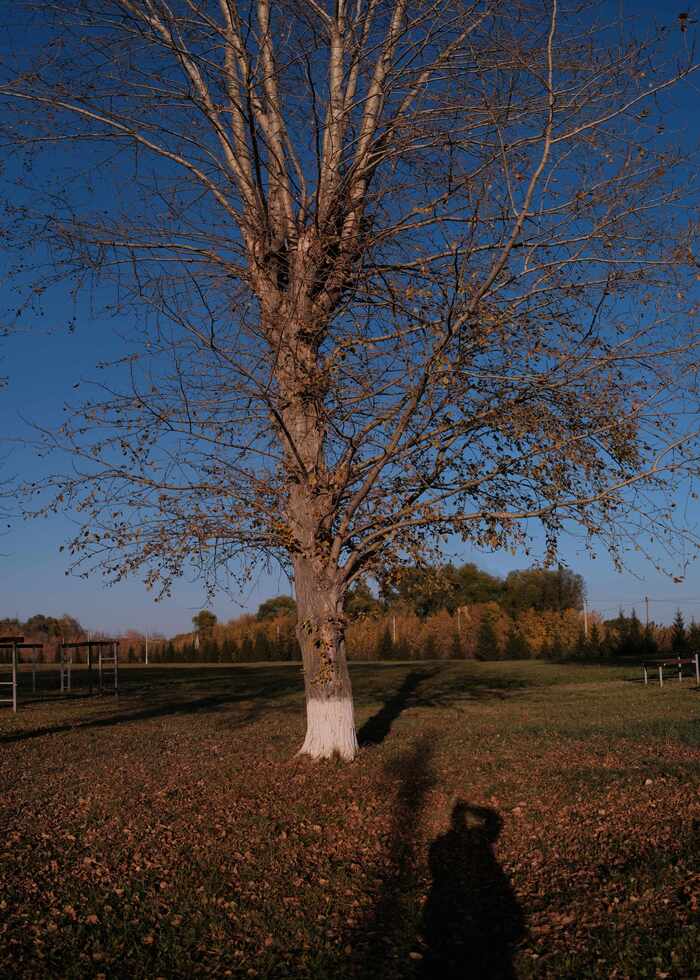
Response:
[346,565,585,618]
[0,614,85,641]
[151,603,697,664]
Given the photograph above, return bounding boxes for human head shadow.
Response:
[419,801,525,979]
[357,669,438,746]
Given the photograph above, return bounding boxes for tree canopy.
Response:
[256,595,297,621]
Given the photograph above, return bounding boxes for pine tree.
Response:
[375,626,394,660]
[254,630,271,661]
[505,626,531,660]
[422,633,437,661]
[641,626,658,658]
[475,614,499,661]
[627,609,643,655]
[394,637,411,661]
[588,622,601,658]
[549,632,564,661]
[671,609,688,656]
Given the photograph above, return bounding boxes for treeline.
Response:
[7,566,698,665]
[138,613,299,664]
[0,613,84,642]
[146,605,697,664]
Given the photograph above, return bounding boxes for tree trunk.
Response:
[294,557,358,760]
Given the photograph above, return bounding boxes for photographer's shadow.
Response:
[420,802,524,979]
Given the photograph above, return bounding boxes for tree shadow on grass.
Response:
[354,736,437,977]
[358,669,438,746]
[354,663,532,748]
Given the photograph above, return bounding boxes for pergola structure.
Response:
[0,636,120,712]
[0,635,44,713]
[58,640,120,697]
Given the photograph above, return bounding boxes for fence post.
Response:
[12,642,17,713]
[658,664,663,688]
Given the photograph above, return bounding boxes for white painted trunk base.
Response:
[299,697,358,760]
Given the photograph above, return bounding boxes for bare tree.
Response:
[2,1,700,758]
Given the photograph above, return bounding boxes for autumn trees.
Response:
[2,2,700,757]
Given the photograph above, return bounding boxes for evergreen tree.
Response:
[394,636,411,661]
[254,630,272,661]
[587,622,602,658]
[505,626,531,660]
[475,614,499,661]
[422,633,437,660]
[375,626,394,660]
[202,637,220,662]
[641,625,658,658]
[671,609,688,656]
[627,609,643,655]
[549,632,564,660]
[450,629,463,660]
[688,619,700,652]
[241,635,255,662]
[573,626,588,659]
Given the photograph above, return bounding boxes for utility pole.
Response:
[392,615,397,645]
[644,596,650,629]
[145,632,149,666]
[583,599,589,639]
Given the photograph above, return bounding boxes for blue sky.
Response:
[3,1,700,635]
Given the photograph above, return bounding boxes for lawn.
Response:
[1,660,698,979]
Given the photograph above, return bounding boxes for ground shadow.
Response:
[351,663,533,719]
[420,802,525,979]
[346,740,524,980]
[0,670,304,745]
[354,736,437,977]
[358,669,438,746]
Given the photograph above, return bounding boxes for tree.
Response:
[4,3,700,759]
[671,609,688,656]
[505,626,531,661]
[503,568,584,615]
[192,610,217,636]
[256,596,297,621]
[375,626,394,660]
[346,580,383,619]
[453,565,503,609]
[475,613,499,662]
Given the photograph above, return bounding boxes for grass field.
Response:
[1,660,698,979]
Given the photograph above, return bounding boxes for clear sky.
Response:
[2,1,700,636]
